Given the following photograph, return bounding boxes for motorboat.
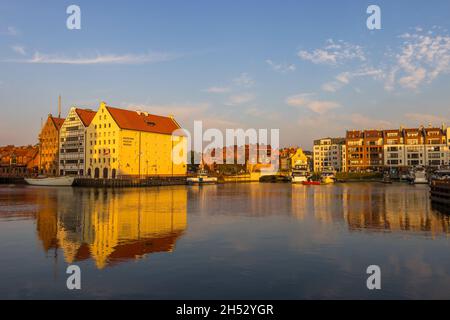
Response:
[291,165,310,184]
[430,168,450,181]
[187,169,218,185]
[411,166,428,184]
[382,171,392,184]
[25,175,75,186]
[321,168,336,184]
[302,181,321,186]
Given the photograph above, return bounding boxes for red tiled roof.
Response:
[50,116,65,130]
[75,108,97,127]
[106,106,181,135]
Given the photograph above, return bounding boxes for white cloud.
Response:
[7,51,178,65]
[205,86,231,94]
[405,113,449,125]
[286,93,340,114]
[390,29,450,90]
[226,93,255,106]
[298,39,366,65]
[233,73,255,87]
[322,67,383,92]
[0,26,19,36]
[265,59,296,73]
[348,113,392,129]
[11,45,26,56]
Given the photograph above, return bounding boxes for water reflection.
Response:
[188,183,449,236]
[35,187,187,269]
[295,184,450,235]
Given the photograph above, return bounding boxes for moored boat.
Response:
[411,166,428,184]
[321,168,336,185]
[25,176,75,187]
[302,181,321,186]
[291,165,310,184]
[187,169,218,185]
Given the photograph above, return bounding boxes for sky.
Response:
[1,0,450,149]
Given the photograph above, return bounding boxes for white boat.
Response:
[187,170,218,185]
[25,176,75,186]
[291,165,310,184]
[411,167,428,184]
[321,168,336,184]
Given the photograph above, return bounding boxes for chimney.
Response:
[58,95,62,118]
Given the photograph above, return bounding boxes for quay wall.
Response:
[74,176,187,188]
[0,176,26,184]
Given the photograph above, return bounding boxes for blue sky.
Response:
[1,0,450,149]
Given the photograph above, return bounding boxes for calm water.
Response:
[0,183,449,299]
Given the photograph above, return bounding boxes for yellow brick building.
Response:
[85,102,187,179]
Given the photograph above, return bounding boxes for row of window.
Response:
[90,139,116,146]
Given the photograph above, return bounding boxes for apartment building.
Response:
[313,137,346,172]
[59,107,97,176]
[383,129,406,168]
[423,127,447,167]
[384,126,448,169]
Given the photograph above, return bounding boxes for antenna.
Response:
[58,95,62,118]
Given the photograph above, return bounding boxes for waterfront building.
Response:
[59,107,97,176]
[279,148,308,171]
[39,114,65,175]
[0,145,39,176]
[383,129,406,169]
[423,126,448,167]
[313,137,346,172]
[346,130,384,172]
[85,102,187,179]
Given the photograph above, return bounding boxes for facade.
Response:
[0,145,39,176]
[423,127,448,167]
[383,129,406,168]
[344,126,449,172]
[346,130,384,172]
[39,114,65,175]
[85,102,187,179]
[313,138,346,172]
[279,148,308,171]
[59,107,96,176]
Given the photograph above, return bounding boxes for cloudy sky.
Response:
[1,0,450,149]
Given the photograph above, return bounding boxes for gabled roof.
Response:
[75,108,97,127]
[105,106,181,135]
[50,116,65,130]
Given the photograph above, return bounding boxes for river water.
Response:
[0,183,449,299]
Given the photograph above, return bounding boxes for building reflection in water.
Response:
[36,187,187,269]
[292,184,450,236]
